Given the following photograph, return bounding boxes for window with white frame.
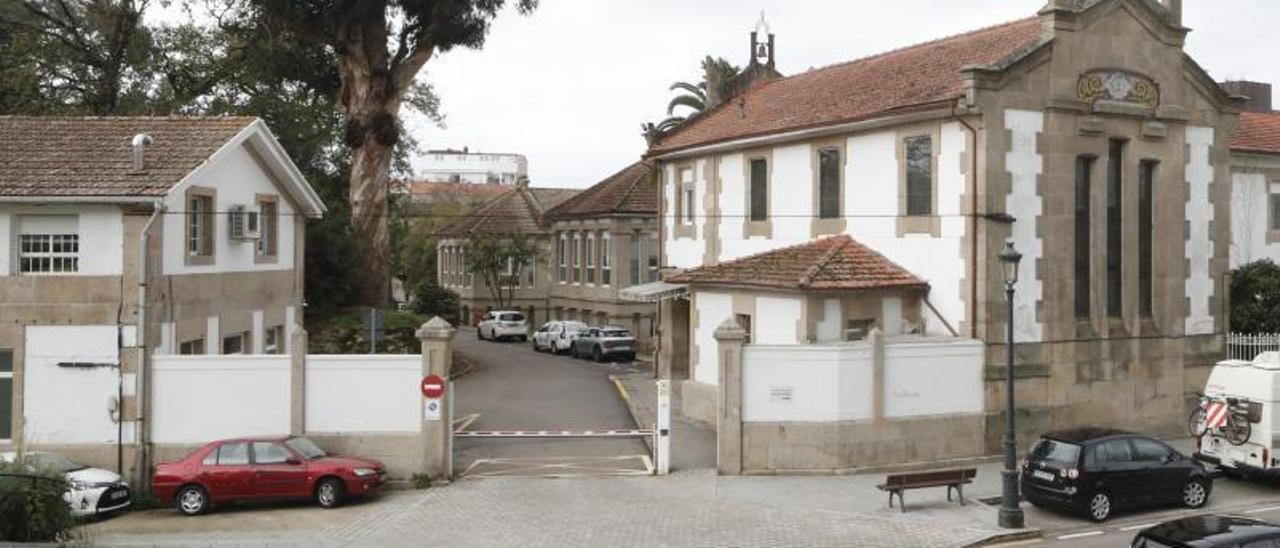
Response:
[18,215,79,274]
[187,192,215,259]
[572,233,581,283]
[255,197,279,259]
[680,168,695,225]
[601,232,612,286]
[586,233,596,284]
[558,233,567,283]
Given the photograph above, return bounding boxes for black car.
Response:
[1132,515,1280,547]
[1020,427,1211,522]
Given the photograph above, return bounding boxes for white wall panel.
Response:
[815,298,842,343]
[742,344,873,422]
[663,162,703,268]
[755,295,802,345]
[1186,126,1216,335]
[1004,110,1044,342]
[693,291,732,385]
[22,325,127,444]
[883,339,984,418]
[0,205,124,276]
[150,355,291,444]
[305,355,420,433]
[1230,172,1271,268]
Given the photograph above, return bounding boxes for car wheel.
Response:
[1182,478,1209,508]
[1085,491,1112,522]
[176,485,208,516]
[316,478,346,509]
[593,346,605,362]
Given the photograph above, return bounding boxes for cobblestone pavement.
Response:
[93,470,1016,547]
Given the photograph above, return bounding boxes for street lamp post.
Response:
[998,240,1025,529]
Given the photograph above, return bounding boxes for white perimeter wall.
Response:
[0,204,125,276]
[151,355,291,444]
[693,291,731,385]
[23,325,136,444]
[306,355,420,433]
[161,141,298,275]
[1185,126,1216,335]
[742,338,983,422]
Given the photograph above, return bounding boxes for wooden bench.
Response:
[875,468,977,512]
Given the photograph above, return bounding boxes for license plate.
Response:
[111,490,128,500]
[1032,470,1055,482]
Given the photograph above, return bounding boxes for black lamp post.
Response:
[998,240,1025,529]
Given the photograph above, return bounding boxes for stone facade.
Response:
[548,215,659,350]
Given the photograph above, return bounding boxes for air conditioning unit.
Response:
[228,205,261,241]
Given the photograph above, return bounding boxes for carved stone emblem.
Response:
[1077,69,1160,109]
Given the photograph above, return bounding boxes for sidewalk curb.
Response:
[610,374,656,453]
[962,529,1043,547]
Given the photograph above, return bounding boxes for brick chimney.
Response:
[1222,81,1273,113]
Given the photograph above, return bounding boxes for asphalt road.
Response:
[451,328,651,477]
[995,470,1280,547]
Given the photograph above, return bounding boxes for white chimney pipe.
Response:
[132,133,153,172]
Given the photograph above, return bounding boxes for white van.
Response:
[1194,352,1280,475]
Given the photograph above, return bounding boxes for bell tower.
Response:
[749,11,775,70]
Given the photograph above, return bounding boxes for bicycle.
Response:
[1188,393,1252,446]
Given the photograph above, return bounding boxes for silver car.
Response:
[570,326,637,362]
[532,320,588,353]
[1,451,132,517]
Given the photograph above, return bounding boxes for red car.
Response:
[152,435,385,515]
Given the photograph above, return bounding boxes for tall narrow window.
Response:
[0,349,11,441]
[586,233,596,284]
[630,231,642,286]
[646,233,660,282]
[1075,156,1094,319]
[255,198,279,260]
[558,233,567,282]
[571,233,581,283]
[186,192,215,260]
[601,232,612,286]
[905,136,933,216]
[1106,139,1125,318]
[1139,160,1157,318]
[1270,195,1280,231]
[818,148,841,219]
[749,158,768,221]
[680,168,695,225]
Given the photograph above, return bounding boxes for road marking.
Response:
[613,378,631,403]
[453,413,481,433]
[1245,505,1280,514]
[1056,531,1104,540]
[1119,522,1159,531]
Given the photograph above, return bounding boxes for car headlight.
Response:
[353,468,377,477]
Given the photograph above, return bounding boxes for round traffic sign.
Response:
[421,374,446,399]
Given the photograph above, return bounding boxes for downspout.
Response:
[136,203,162,491]
[951,104,980,339]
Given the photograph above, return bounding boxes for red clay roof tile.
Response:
[667,234,927,291]
[545,161,657,219]
[1233,111,1280,155]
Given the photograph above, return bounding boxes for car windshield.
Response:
[602,330,630,338]
[26,452,88,473]
[285,437,327,460]
[499,313,524,322]
[1029,438,1081,467]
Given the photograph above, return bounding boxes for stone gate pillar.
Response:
[289,325,308,435]
[714,318,747,475]
[416,317,457,483]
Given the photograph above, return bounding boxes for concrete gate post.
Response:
[289,325,308,435]
[416,317,457,483]
[714,318,747,476]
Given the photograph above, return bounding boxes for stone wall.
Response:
[742,415,986,473]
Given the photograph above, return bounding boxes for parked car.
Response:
[1020,427,1211,522]
[152,435,385,515]
[477,310,529,342]
[1192,352,1278,478]
[0,451,131,517]
[1132,515,1280,547]
[570,326,637,362]
[532,320,588,353]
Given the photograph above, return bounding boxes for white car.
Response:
[477,310,529,341]
[532,320,588,353]
[0,451,132,517]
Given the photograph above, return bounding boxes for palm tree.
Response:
[644,56,740,144]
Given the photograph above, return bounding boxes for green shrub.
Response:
[410,473,432,489]
[0,458,78,542]
[1232,259,1280,333]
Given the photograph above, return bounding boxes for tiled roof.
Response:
[667,234,927,291]
[649,17,1045,154]
[398,180,509,205]
[0,116,256,197]
[1233,111,1280,155]
[435,185,579,237]
[545,161,658,219]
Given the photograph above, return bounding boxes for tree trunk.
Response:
[349,133,394,306]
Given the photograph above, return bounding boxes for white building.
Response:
[419,148,528,185]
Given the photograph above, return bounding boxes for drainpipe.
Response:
[136,203,162,491]
[950,104,981,339]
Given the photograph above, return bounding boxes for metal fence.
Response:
[1226,332,1280,361]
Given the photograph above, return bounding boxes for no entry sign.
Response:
[420,374,446,399]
